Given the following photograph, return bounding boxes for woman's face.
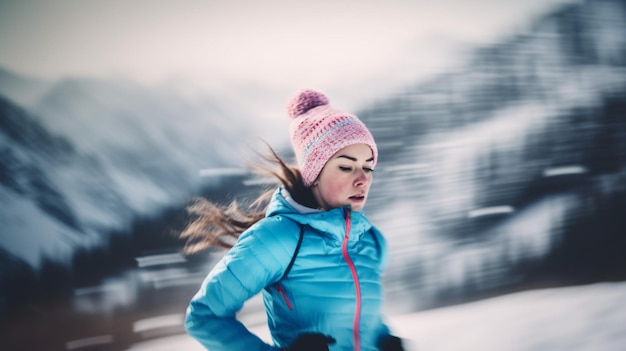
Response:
[311,143,374,212]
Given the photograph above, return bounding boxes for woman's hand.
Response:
[287,333,336,351]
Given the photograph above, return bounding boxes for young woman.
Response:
[181,89,404,351]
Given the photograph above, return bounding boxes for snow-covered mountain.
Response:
[1,95,89,266]
[0,74,275,269]
[356,0,626,309]
[0,67,53,107]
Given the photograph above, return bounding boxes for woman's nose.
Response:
[354,170,369,187]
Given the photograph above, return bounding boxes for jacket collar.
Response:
[266,187,373,241]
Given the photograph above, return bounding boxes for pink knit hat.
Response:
[287,89,378,187]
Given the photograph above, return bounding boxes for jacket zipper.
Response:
[275,283,293,310]
[342,208,361,351]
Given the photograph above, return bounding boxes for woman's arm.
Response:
[185,217,300,351]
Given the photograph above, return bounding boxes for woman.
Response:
[181,89,403,351]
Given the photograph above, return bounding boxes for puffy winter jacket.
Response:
[185,187,392,351]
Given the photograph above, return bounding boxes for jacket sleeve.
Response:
[185,216,300,351]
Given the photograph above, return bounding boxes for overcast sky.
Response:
[0,0,576,93]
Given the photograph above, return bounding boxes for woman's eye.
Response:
[339,166,352,172]
[364,168,374,173]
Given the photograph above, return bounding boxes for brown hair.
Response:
[179,145,317,254]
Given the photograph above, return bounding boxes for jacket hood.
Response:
[265,187,373,242]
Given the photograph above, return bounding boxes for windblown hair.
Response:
[179,146,317,254]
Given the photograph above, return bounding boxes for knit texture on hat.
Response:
[287,89,378,187]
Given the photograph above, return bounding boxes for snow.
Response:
[389,282,626,351]
[126,281,626,351]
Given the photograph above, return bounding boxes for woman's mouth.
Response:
[349,195,365,201]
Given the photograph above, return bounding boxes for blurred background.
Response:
[1,0,625,350]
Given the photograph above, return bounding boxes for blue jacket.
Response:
[185,188,392,351]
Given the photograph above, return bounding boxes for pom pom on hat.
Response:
[287,89,329,119]
[286,89,378,187]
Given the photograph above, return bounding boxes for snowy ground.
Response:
[127,281,626,351]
